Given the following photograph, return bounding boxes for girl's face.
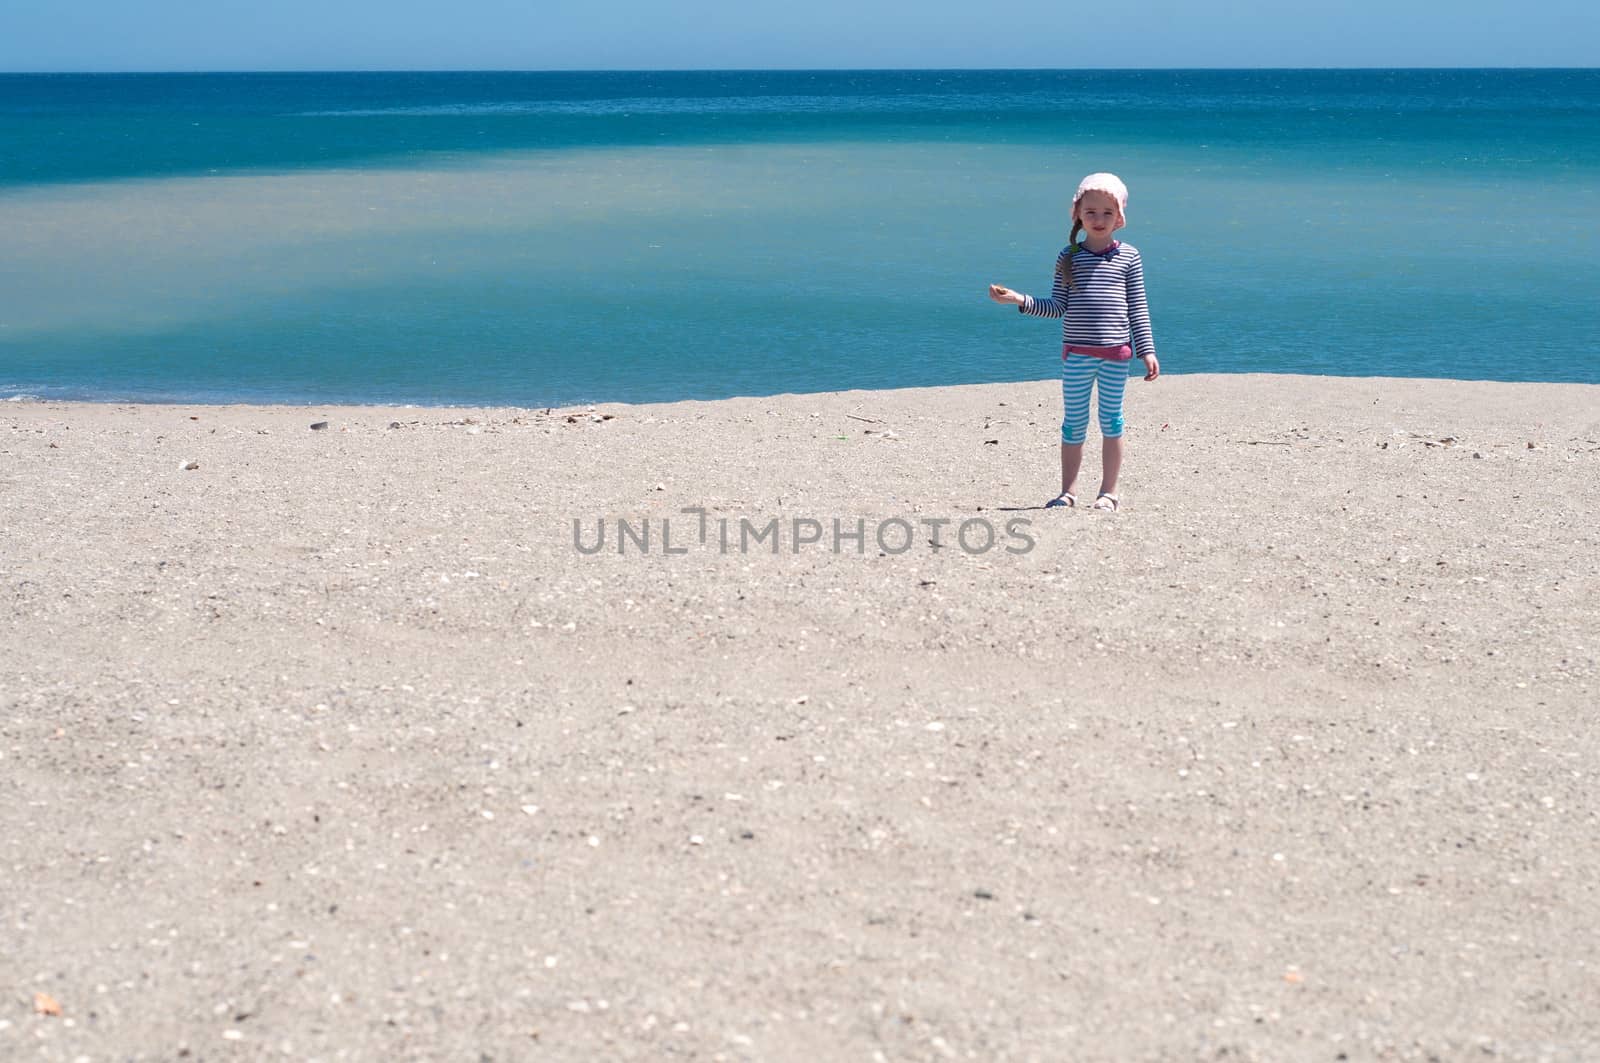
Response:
[1075,190,1123,238]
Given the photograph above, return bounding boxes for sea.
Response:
[2,69,1597,406]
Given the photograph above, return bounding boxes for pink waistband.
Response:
[1063,343,1133,362]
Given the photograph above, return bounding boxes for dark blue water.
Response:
[2,70,1597,404]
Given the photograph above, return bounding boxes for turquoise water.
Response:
[2,70,1597,405]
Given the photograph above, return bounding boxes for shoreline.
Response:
[4,372,1598,1059]
[6,367,1600,413]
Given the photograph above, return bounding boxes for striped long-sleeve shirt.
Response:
[1019,241,1156,360]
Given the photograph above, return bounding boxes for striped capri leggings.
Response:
[1060,353,1128,445]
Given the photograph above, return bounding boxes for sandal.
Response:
[1044,491,1077,509]
[1091,492,1119,512]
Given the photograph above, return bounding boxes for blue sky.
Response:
[3,0,1597,71]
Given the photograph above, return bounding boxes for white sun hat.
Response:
[1072,172,1129,228]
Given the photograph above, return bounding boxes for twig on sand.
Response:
[1238,440,1292,446]
[846,414,886,424]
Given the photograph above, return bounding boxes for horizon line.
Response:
[3,64,1598,76]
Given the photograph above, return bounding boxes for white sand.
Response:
[3,373,1598,1060]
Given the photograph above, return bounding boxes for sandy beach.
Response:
[3,372,1598,1061]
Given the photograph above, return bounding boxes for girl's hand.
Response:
[1141,354,1161,381]
[988,284,1024,306]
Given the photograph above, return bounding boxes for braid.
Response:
[1055,221,1083,289]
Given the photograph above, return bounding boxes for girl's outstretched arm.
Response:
[987,284,1025,305]
[1011,250,1071,318]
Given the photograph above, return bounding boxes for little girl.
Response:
[989,172,1159,512]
